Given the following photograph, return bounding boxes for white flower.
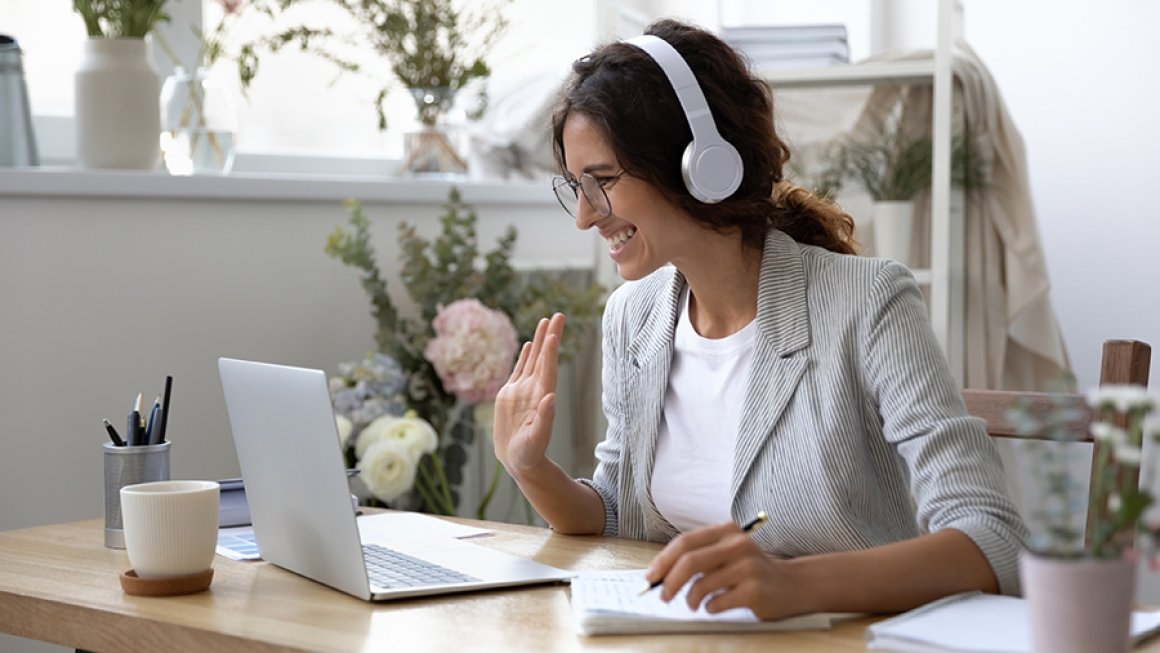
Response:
[1109,493,1123,513]
[355,412,438,461]
[1091,422,1129,445]
[357,438,418,503]
[1086,385,1155,413]
[335,415,353,448]
[1115,444,1143,467]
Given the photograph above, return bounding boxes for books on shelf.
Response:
[722,24,849,70]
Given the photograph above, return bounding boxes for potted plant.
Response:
[840,112,985,266]
[72,0,173,169]
[1011,386,1160,653]
[241,0,509,176]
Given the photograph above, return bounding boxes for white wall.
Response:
[888,0,1160,390]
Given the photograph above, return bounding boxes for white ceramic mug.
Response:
[120,480,220,579]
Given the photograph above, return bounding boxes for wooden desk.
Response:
[0,517,867,652]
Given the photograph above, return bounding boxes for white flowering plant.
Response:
[1012,384,1160,560]
[325,188,603,517]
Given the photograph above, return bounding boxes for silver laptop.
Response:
[218,357,573,601]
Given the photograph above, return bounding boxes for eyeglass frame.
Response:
[551,170,627,219]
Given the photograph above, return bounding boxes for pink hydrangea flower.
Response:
[424,299,519,404]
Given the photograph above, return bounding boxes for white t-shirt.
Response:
[651,287,757,533]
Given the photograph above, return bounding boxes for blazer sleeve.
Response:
[577,287,627,537]
[862,261,1029,596]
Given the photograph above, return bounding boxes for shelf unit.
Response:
[760,0,965,384]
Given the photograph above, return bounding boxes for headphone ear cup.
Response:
[681,138,744,204]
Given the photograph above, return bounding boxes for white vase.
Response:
[75,38,160,170]
[871,200,916,266]
[1020,552,1135,653]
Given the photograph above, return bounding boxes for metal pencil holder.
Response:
[103,441,171,548]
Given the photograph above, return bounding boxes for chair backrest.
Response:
[962,340,1152,546]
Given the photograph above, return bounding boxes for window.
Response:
[6,0,599,165]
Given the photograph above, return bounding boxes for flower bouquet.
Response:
[324,188,603,517]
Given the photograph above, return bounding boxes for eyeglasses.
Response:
[551,171,626,219]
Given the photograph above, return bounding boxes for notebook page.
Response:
[571,569,833,635]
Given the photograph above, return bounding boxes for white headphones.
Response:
[624,34,744,204]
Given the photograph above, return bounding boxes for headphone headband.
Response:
[624,34,743,203]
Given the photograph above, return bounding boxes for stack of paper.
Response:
[721,24,850,70]
[570,569,833,635]
[866,592,1160,653]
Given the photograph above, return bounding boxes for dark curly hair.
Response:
[551,19,857,255]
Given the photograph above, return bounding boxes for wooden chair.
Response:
[962,339,1152,545]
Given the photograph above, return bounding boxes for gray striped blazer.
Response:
[580,229,1028,595]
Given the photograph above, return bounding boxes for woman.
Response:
[493,18,1027,620]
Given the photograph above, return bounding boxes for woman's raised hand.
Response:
[493,313,567,477]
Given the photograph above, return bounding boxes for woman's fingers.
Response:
[522,317,550,380]
[646,523,738,582]
[531,313,566,375]
[510,341,532,381]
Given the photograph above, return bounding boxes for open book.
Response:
[570,569,835,635]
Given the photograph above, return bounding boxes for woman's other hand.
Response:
[493,313,566,478]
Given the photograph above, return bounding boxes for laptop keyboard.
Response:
[362,544,480,589]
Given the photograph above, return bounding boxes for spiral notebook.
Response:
[570,569,836,635]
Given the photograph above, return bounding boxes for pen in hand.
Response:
[638,511,768,597]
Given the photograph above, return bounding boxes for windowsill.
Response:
[0,166,555,205]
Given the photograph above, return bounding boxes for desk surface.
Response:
[0,516,882,653]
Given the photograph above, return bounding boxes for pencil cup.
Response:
[103,441,170,548]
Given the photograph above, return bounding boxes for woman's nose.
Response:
[574,194,600,230]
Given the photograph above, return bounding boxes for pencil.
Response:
[157,375,173,444]
[638,511,768,596]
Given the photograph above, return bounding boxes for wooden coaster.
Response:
[120,568,213,596]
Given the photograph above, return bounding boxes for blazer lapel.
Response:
[625,267,683,536]
[732,231,812,499]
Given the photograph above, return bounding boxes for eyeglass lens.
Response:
[552,175,611,219]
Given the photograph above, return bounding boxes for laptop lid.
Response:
[218,357,572,601]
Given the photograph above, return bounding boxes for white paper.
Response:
[355,511,492,543]
[866,592,1160,653]
[215,512,494,562]
[570,569,833,635]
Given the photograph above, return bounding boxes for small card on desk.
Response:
[570,569,835,636]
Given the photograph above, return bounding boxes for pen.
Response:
[128,392,144,446]
[102,418,125,447]
[145,395,161,445]
[638,511,768,596]
[157,375,173,444]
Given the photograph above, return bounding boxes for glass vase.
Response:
[159,66,237,175]
[401,87,467,177]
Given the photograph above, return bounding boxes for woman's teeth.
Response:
[606,227,636,250]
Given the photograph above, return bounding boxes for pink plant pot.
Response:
[1020,551,1135,653]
